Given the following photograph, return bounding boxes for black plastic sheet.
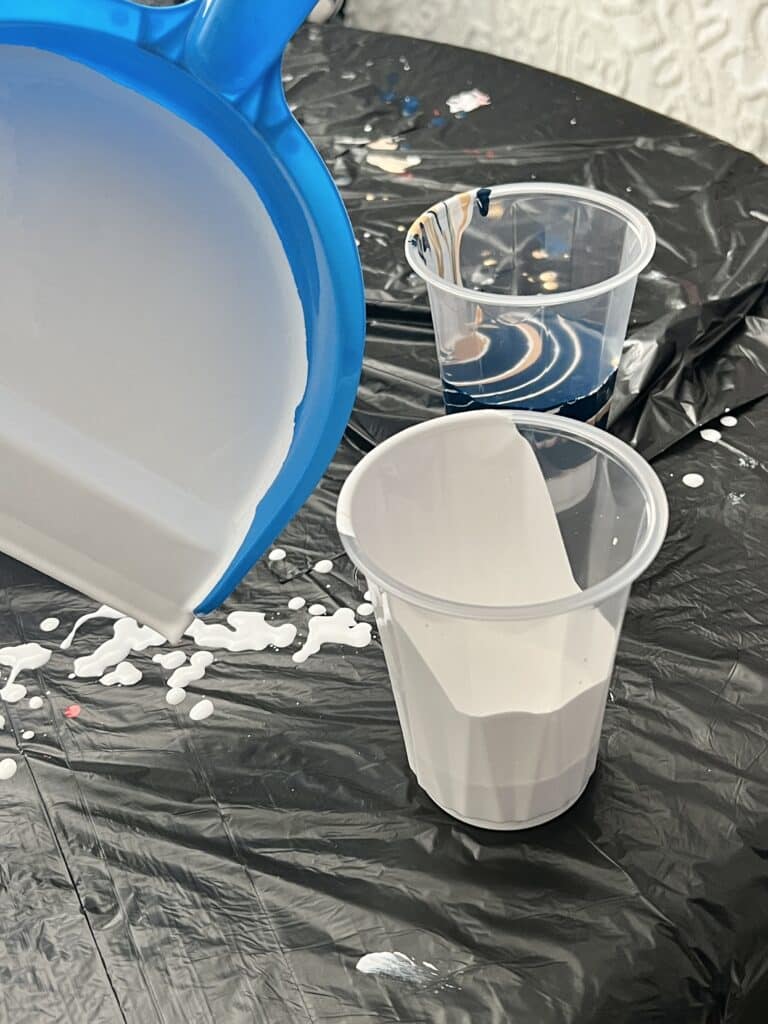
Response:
[2,22,768,1024]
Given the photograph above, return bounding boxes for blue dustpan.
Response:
[0,0,364,640]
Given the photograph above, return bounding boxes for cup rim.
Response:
[404,182,656,308]
[336,411,669,621]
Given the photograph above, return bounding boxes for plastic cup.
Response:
[337,411,668,829]
[405,183,655,424]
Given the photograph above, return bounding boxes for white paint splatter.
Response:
[357,603,374,617]
[720,414,738,427]
[728,492,745,506]
[364,590,372,602]
[308,604,327,617]
[356,952,439,983]
[446,88,491,115]
[367,136,399,152]
[682,473,704,488]
[0,758,17,781]
[166,687,187,706]
[189,698,214,721]
[365,152,422,174]
[40,618,60,633]
[700,428,721,443]
[749,209,768,223]
[0,713,4,729]
[0,643,52,685]
[21,730,34,741]
[100,661,142,687]
[268,548,286,562]
[72,619,165,678]
[167,651,214,689]
[0,682,26,703]
[186,611,296,652]
[293,608,372,664]
[313,559,334,574]
[28,696,43,710]
[288,597,306,611]
[153,650,187,671]
[60,605,123,650]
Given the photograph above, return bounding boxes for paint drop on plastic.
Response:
[0,758,17,781]
[268,548,286,562]
[189,698,214,721]
[720,415,738,427]
[40,618,60,633]
[28,696,43,710]
[313,559,334,574]
[288,597,306,611]
[166,687,187,706]
[700,428,721,442]
[682,473,704,488]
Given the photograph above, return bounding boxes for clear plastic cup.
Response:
[405,183,655,424]
[337,411,668,830]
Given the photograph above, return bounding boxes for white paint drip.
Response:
[0,682,26,704]
[700,428,721,442]
[72,618,165,678]
[40,617,60,633]
[61,605,123,650]
[293,608,372,664]
[153,650,187,671]
[313,559,334,574]
[268,548,287,562]
[189,698,214,721]
[446,88,491,114]
[356,952,439,983]
[0,643,52,685]
[288,597,306,611]
[28,696,43,710]
[682,472,704,488]
[365,152,422,174]
[0,758,17,781]
[720,414,738,427]
[22,730,34,740]
[308,604,327,617]
[749,209,768,223]
[167,651,214,689]
[166,687,187,706]
[100,661,142,687]
[357,603,374,616]
[186,611,296,652]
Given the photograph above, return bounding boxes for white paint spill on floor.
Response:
[268,548,287,562]
[0,682,26,704]
[365,152,422,174]
[73,619,165,678]
[167,651,214,689]
[356,952,439,983]
[293,608,372,664]
[313,559,334,574]
[166,687,187,706]
[153,650,187,671]
[308,604,327,617]
[189,698,214,721]
[288,597,306,611]
[720,414,738,427]
[21,730,34,740]
[700,428,721,442]
[682,473,705,488]
[100,662,142,687]
[186,612,297,652]
[61,605,124,650]
[0,643,52,685]
[446,88,491,115]
[28,696,43,710]
[40,617,60,633]
[0,758,17,781]
[357,603,374,617]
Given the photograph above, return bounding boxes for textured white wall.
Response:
[347,0,768,161]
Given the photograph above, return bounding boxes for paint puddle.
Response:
[72,619,165,678]
[28,696,43,711]
[167,651,214,689]
[0,757,17,781]
[186,611,296,652]
[64,704,81,719]
[61,605,123,650]
[0,682,26,704]
[446,88,491,115]
[0,644,52,703]
[166,687,187,706]
[356,952,439,984]
[268,548,287,562]
[293,608,372,664]
[682,473,704,488]
[189,698,214,722]
[40,617,60,633]
[153,650,187,671]
[313,559,334,574]
[288,597,306,611]
[100,661,142,687]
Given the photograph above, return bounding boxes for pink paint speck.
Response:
[64,704,81,719]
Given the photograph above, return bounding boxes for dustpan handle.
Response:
[184,0,316,100]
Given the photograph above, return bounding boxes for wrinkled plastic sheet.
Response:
[2,23,768,1024]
